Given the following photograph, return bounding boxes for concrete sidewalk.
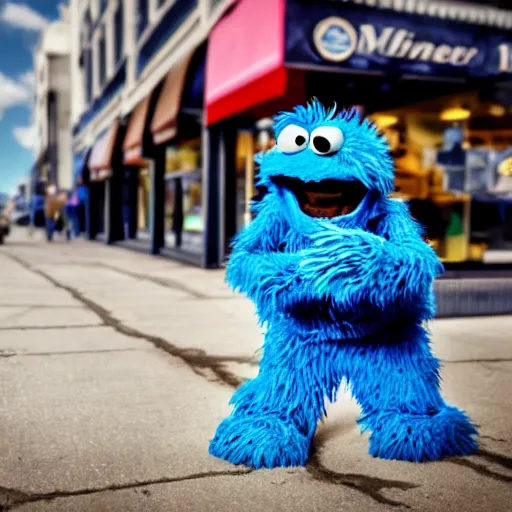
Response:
[0,229,511,511]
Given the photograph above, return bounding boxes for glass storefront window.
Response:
[164,139,203,254]
[164,177,175,247]
[182,173,202,232]
[234,122,276,234]
[371,91,512,264]
[138,168,150,238]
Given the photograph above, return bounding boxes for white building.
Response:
[33,5,72,192]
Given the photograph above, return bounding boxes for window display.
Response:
[234,121,276,233]
[182,173,202,232]
[164,139,203,254]
[138,168,150,237]
[372,91,512,264]
[164,177,175,247]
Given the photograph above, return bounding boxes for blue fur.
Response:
[209,99,478,469]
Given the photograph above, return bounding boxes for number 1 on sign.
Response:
[498,44,512,73]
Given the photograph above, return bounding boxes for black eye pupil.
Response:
[313,136,331,153]
[295,135,306,146]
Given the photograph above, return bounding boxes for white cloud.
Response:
[13,124,38,151]
[0,3,50,32]
[0,72,33,121]
[19,70,35,89]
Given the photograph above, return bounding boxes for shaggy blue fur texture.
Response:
[209,100,478,469]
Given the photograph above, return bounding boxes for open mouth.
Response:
[273,177,368,218]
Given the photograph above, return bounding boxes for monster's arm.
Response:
[300,200,444,310]
[226,207,304,318]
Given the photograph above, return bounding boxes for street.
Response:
[0,229,511,512]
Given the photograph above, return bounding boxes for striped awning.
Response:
[336,0,512,29]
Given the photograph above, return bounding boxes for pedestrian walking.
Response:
[44,185,66,242]
[65,190,81,240]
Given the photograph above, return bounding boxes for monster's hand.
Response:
[299,206,443,311]
[227,249,304,318]
[299,227,384,297]
[225,198,308,320]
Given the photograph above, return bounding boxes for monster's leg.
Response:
[347,324,478,462]
[209,325,338,469]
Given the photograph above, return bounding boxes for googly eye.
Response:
[310,126,344,155]
[276,125,310,154]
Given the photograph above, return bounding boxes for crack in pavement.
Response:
[5,253,512,510]
[0,486,31,511]
[306,451,418,508]
[447,448,512,483]
[5,253,254,388]
[1,469,253,510]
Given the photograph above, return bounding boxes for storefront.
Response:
[122,95,156,250]
[87,119,124,243]
[150,46,206,265]
[72,148,91,235]
[205,0,512,271]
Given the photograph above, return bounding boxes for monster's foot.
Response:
[364,406,479,462]
[209,415,311,469]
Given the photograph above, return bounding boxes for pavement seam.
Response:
[0,348,149,358]
[37,261,241,301]
[0,324,103,332]
[97,263,208,299]
[442,358,512,364]
[4,253,256,388]
[1,469,253,510]
[0,305,87,309]
[49,261,209,299]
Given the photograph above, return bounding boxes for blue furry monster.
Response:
[209,100,478,469]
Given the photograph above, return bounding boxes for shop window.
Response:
[114,2,124,66]
[234,122,275,233]
[182,173,202,233]
[371,91,512,265]
[138,168,151,237]
[137,0,149,38]
[164,140,203,254]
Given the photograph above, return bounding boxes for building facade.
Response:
[205,0,512,272]
[68,0,512,283]
[70,0,235,263]
[33,6,72,193]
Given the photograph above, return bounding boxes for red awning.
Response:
[205,0,287,125]
[89,120,120,180]
[123,97,151,166]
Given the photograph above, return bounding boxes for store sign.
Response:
[313,17,479,68]
[285,1,512,78]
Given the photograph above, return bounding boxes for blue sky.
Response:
[0,1,61,195]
